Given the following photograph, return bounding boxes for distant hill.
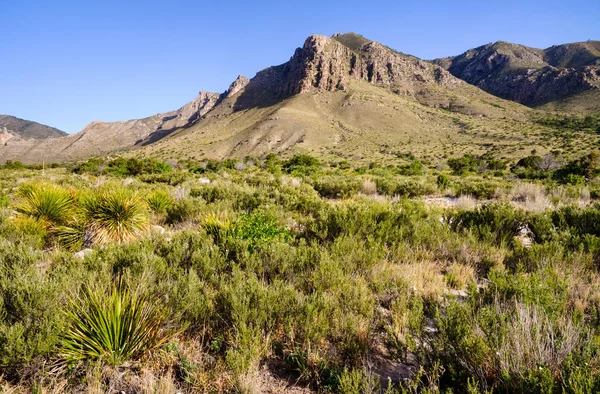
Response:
[0,115,67,141]
[1,33,597,164]
[432,40,600,111]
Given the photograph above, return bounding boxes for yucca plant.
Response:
[15,183,74,227]
[146,189,173,213]
[61,282,176,366]
[83,188,148,245]
[54,218,91,251]
[200,211,232,244]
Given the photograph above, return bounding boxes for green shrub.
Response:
[0,193,9,208]
[230,213,290,250]
[166,198,201,224]
[436,174,451,190]
[398,160,425,176]
[283,154,321,175]
[375,178,435,197]
[313,176,362,199]
[450,202,524,245]
[456,180,501,199]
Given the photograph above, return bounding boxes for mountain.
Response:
[1,33,595,164]
[0,115,67,145]
[432,40,600,112]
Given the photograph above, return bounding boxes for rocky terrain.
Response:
[0,115,66,145]
[433,40,600,109]
[2,33,595,164]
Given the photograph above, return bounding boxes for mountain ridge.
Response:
[1,33,595,164]
[0,115,67,143]
[432,40,600,109]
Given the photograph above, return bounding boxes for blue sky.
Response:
[1,0,598,133]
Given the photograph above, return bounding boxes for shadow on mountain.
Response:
[232,63,300,111]
[135,126,182,146]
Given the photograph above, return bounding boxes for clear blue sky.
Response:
[1,0,598,134]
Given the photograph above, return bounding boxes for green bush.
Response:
[282,154,321,175]
[313,176,362,199]
[166,198,202,224]
[450,202,524,245]
[436,174,451,190]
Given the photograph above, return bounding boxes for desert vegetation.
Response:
[1,152,600,393]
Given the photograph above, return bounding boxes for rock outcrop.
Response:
[237,33,461,108]
[433,40,600,107]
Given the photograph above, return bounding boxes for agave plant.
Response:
[83,188,148,245]
[61,282,176,366]
[15,183,74,227]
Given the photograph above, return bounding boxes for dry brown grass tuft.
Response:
[360,178,378,195]
[497,302,588,377]
[511,182,551,212]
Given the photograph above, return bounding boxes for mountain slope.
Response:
[0,115,66,144]
[137,34,589,163]
[432,40,600,110]
[2,33,595,164]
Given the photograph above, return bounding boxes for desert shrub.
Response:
[313,175,362,199]
[436,174,451,190]
[536,113,600,131]
[0,193,9,207]
[375,178,435,197]
[74,157,172,177]
[398,160,425,176]
[61,281,176,367]
[138,171,189,185]
[1,160,25,170]
[448,153,506,175]
[455,179,503,199]
[230,212,290,250]
[165,198,202,224]
[72,158,105,174]
[0,240,68,366]
[449,202,524,245]
[107,157,172,177]
[554,152,600,184]
[282,154,321,175]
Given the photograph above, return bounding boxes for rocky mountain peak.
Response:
[247,33,459,101]
[223,75,250,99]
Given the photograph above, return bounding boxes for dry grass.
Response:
[444,262,476,290]
[360,178,378,195]
[455,194,477,210]
[374,260,448,301]
[497,302,588,377]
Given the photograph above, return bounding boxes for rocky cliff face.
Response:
[433,41,600,107]
[238,33,460,107]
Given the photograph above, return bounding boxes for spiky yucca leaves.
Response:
[54,218,90,251]
[200,211,232,244]
[146,189,173,213]
[15,183,74,227]
[61,283,175,366]
[83,188,148,245]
